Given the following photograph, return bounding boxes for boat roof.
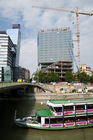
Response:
[47,99,93,107]
[37,109,53,117]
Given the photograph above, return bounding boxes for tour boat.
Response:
[14,99,93,130]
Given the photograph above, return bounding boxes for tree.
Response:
[77,72,90,83]
[90,75,93,83]
[65,71,74,82]
[34,71,60,83]
[47,72,60,83]
[34,71,46,83]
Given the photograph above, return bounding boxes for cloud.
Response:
[0,0,93,74]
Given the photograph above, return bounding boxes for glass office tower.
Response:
[7,24,21,66]
[38,28,73,70]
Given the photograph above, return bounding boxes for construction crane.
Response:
[32,6,93,70]
[68,41,79,71]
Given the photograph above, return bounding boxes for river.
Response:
[0,97,93,140]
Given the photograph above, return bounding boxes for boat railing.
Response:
[43,118,93,128]
[42,120,93,128]
[53,108,93,116]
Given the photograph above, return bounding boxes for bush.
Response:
[72,89,77,93]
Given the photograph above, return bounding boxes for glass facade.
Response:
[7,28,21,66]
[2,66,13,82]
[38,28,73,64]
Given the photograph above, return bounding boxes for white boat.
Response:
[14,99,93,130]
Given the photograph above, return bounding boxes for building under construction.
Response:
[38,27,73,81]
[45,61,73,81]
[34,5,93,71]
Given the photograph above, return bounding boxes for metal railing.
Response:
[0,82,29,88]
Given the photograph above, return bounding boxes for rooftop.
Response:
[0,31,6,34]
[37,109,53,117]
[49,99,93,105]
[39,27,70,33]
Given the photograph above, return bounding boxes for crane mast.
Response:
[76,8,80,70]
[32,6,93,71]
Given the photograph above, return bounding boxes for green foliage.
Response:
[34,70,93,83]
[88,90,93,93]
[34,71,46,83]
[90,75,93,83]
[34,71,60,83]
[65,71,74,82]
[64,71,93,83]
[77,72,90,83]
[72,89,77,93]
[47,72,60,83]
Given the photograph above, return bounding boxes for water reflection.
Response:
[0,98,93,140]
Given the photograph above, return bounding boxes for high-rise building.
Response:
[0,25,30,82]
[7,24,21,66]
[38,27,73,70]
[0,31,16,82]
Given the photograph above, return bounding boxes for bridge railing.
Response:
[0,82,29,88]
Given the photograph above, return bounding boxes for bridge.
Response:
[0,82,48,97]
[0,82,93,100]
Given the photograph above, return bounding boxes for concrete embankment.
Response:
[25,92,93,100]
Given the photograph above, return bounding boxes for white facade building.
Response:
[0,31,15,82]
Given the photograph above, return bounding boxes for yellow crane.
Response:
[32,6,93,70]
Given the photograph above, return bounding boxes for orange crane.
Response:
[32,6,93,70]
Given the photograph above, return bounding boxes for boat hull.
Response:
[15,121,93,130]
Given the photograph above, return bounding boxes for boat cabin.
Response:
[47,99,93,116]
[36,108,93,128]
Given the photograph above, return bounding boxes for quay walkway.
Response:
[32,92,93,100]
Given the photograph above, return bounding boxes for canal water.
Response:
[0,98,93,140]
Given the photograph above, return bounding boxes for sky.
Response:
[0,0,93,75]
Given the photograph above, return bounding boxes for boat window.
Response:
[49,106,54,112]
[37,116,41,123]
[45,118,62,124]
[87,104,93,109]
[51,118,62,124]
[64,106,73,111]
[54,107,62,112]
[76,116,86,122]
[76,105,85,110]
[45,118,49,124]
[64,117,75,123]
[88,115,93,120]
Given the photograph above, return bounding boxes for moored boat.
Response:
[14,99,93,130]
